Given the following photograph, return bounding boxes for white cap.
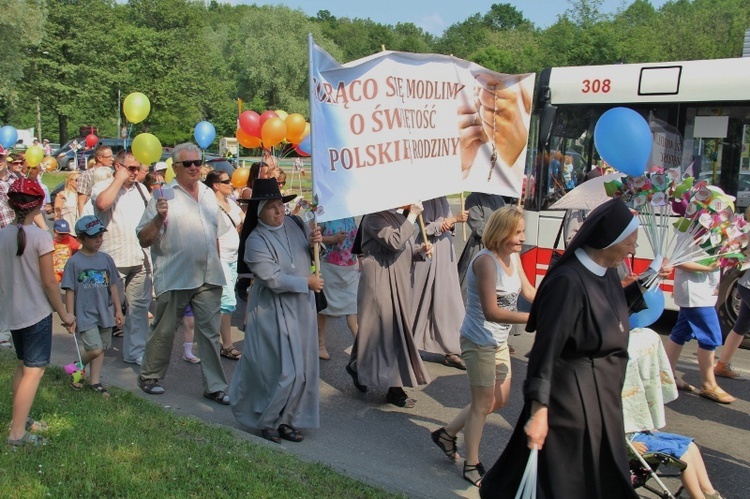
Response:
[154,161,168,172]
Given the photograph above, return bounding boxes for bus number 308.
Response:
[581,79,611,93]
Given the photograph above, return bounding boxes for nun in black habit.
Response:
[480,198,643,499]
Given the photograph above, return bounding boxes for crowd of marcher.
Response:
[0,143,743,498]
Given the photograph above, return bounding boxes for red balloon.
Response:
[239,111,261,138]
[85,134,99,148]
[259,110,278,130]
[294,145,310,157]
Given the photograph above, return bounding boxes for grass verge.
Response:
[0,351,398,498]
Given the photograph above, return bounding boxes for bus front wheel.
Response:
[716,267,750,350]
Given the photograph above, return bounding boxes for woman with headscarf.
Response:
[229,179,323,444]
[480,198,644,498]
[346,203,432,408]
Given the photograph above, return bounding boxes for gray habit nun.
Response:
[230,187,319,430]
[411,197,463,355]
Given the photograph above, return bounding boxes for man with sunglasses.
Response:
[136,142,231,405]
[91,150,153,365]
[77,145,115,215]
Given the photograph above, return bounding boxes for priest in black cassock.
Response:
[480,198,643,499]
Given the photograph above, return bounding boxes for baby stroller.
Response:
[628,440,686,499]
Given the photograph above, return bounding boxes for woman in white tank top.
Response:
[430,206,536,487]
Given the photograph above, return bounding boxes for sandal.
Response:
[0,339,12,349]
[278,424,304,442]
[676,379,696,393]
[182,355,201,364]
[89,383,111,398]
[25,417,48,433]
[220,347,242,360]
[7,432,47,447]
[699,386,735,404]
[203,390,230,405]
[463,461,486,487]
[444,354,467,371]
[137,376,165,395]
[431,427,459,461]
[70,380,84,390]
[261,428,281,444]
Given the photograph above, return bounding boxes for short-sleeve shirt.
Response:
[136,180,229,296]
[320,218,358,267]
[91,179,150,267]
[61,251,120,332]
[53,234,81,283]
[0,224,55,330]
[673,267,720,308]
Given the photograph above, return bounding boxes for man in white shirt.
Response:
[77,145,114,215]
[92,150,152,365]
[136,143,230,404]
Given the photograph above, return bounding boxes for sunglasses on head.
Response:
[179,159,202,168]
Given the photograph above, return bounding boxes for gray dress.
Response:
[229,218,319,430]
[456,193,506,299]
[411,197,463,355]
[349,210,430,388]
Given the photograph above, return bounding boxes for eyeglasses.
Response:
[100,155,114,160]
[126,166,140,173]
[178,159,202,168]
[218,179,232,184]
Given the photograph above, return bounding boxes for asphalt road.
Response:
[47,302,750,499]
[42,206,750,498]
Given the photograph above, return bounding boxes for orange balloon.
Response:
[231,167,250,189]
[285,113,306,140]
[236,128,261,149]
[261,117,287,148]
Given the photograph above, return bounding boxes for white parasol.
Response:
[549,172,625,211]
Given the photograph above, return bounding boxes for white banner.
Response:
[309,36,535,222]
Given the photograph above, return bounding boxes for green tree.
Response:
[483,3,534,31]
[0,0,46,122]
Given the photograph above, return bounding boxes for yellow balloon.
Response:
[131,133,162,165]
[301,122,310,139]
[165,157,173,167]
[165,164,175,182]
[25,145,44,167]
[123,92,151,124]
[274,110,288,122]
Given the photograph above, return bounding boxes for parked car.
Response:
[56,137,131,171]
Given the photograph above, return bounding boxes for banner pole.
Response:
[308,33,320,279]
[460,192,467,242]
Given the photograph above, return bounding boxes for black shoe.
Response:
[386,387,416,408]
[345,364,368,393]
[203,390,230,405]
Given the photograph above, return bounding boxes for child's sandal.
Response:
[89,383,111,398]
[70,380,84,390]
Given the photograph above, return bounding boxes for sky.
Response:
[248,0,670,35]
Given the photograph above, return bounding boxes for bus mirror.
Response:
[539,104,557,148]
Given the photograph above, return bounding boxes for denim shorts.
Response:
[11,314,53,368]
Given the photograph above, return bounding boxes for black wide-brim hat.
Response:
[236,178,296,204]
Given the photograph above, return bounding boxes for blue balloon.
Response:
[629,286,665,329]
[194,121,216,149]
[0,125,18,149]
[298,135,311,155]
[594,107,652,177]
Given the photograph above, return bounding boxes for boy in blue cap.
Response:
[61,215,123,396]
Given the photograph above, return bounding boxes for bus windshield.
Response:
[524,57,750,214]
